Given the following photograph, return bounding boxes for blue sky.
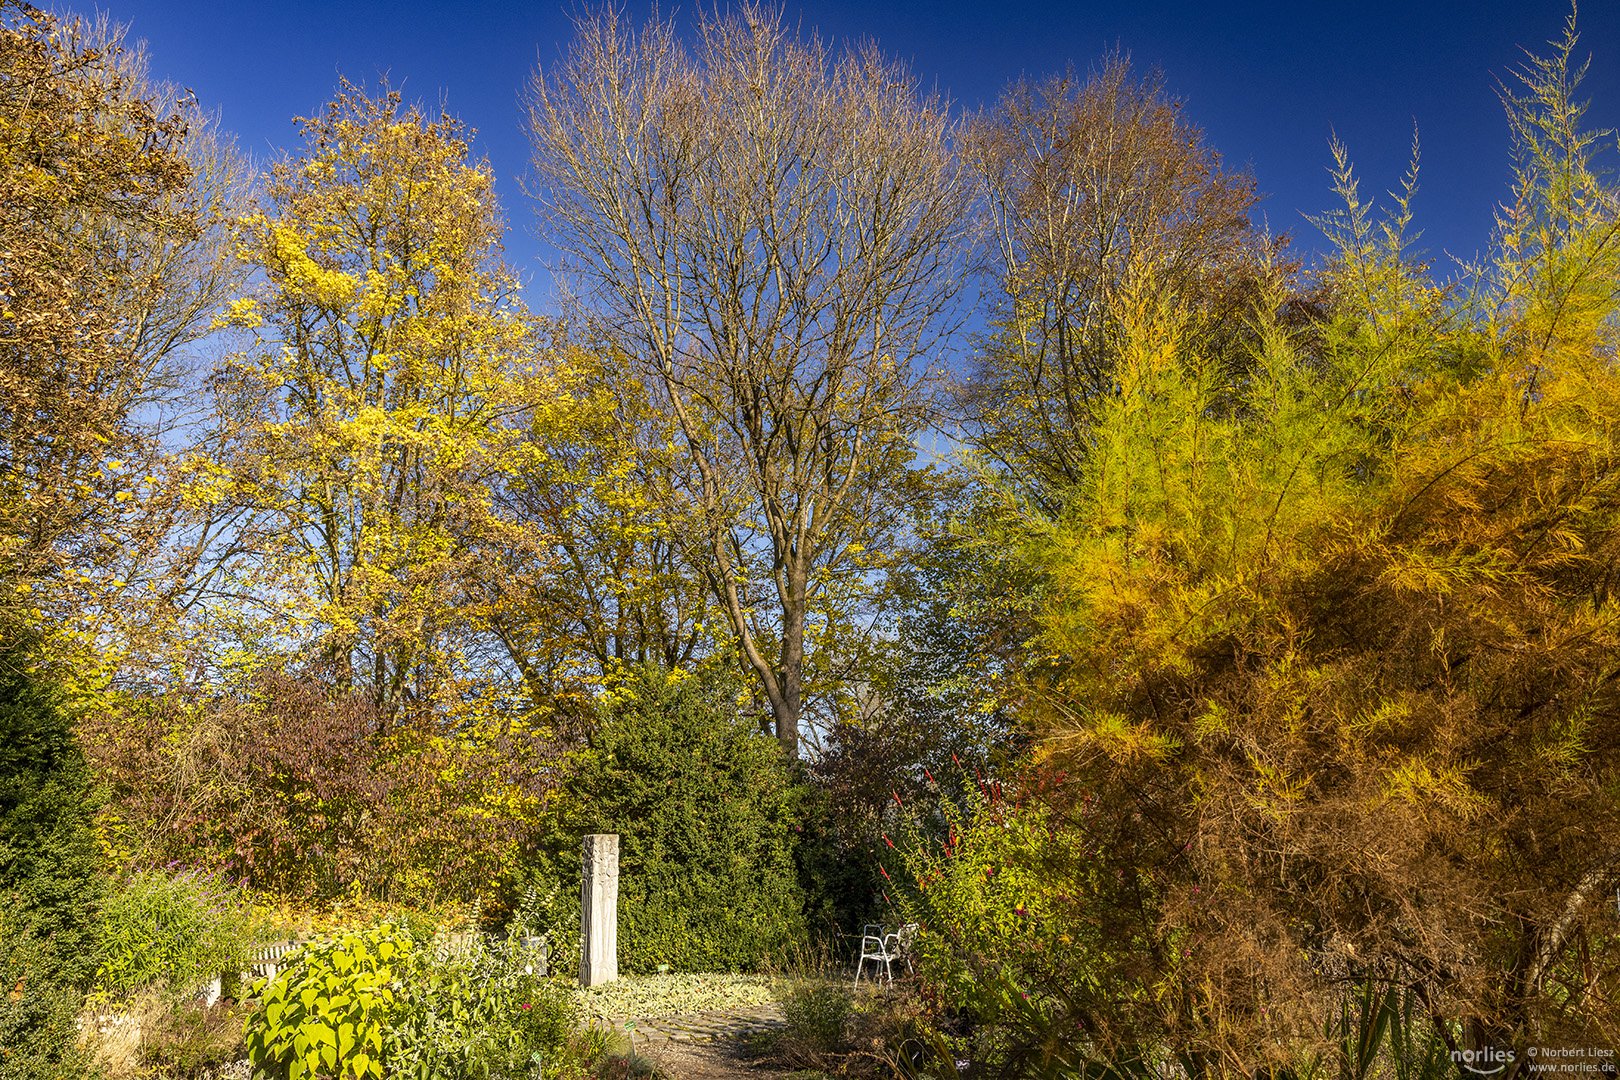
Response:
[103,0,1617,298]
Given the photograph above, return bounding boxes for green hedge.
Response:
[533,667,809,973]
[0,627,104,1079]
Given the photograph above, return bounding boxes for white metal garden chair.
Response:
[854,922,917,986]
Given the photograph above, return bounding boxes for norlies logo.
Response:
[1453,1047,1517,1076]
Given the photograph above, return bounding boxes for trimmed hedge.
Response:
[533,667,809,973]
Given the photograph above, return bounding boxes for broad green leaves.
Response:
[244,924,404,1079]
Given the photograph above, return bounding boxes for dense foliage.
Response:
[244,923,581,1080]
[94,869,262,1003]
[81,673,552,908]
[2,0,1616,1073]
[0,629,104,1078]
[898,15,1620,1074]
[538,667,810,973]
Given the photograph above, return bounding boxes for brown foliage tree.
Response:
[0,2,244,624]
[961,55,1282,511]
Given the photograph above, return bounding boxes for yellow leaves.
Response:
[215,296,264,330]
[1242,754,1308,820]
[357,270,405,323]
[1191,701,1229,741]
[266,223,357,308]
[1346,697,1413,740]
[1383,756,1487,822]
[1048,709,1179,767]
[1532,709,1592,781]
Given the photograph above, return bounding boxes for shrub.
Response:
[244,923,584,1080]
[537,666,809,973]
[244,923,409,1080]
[80,670,556,910]
[96,868,263,1002]
[387,939,579,1080]
[892,766,1124,1074]
[0,626,105,1079]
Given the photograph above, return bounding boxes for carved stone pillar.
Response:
[579,833,619,986]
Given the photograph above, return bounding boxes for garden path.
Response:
[611,1005,796,1078]
[638,1036,794,1080]
[612,1003,784,1048]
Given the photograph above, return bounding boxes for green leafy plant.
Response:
[386,938,579,1080]
[246,922,585,1080]
[95,867,263,1002]
[243,923,408,1079]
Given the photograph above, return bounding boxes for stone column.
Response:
[579,833,619,986]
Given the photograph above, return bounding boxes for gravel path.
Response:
[639,1038,792,1080]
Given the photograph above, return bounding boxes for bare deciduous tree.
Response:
[527,4,968,757]
[962,55,1280,510]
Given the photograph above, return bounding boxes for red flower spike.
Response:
[892,791,904,807]
[880,865,891,881]
[883,834,895,850]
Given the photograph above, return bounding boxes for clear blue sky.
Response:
[99,0,1618,297]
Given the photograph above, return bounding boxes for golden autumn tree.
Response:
[939,17,1620,1073]
[204,83,580,722]
[960,55,1282,513]
[0,2,245,657]
[478,348,722,715]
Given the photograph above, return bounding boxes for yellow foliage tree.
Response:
[205,83,580,724]
[0,2,246,682]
